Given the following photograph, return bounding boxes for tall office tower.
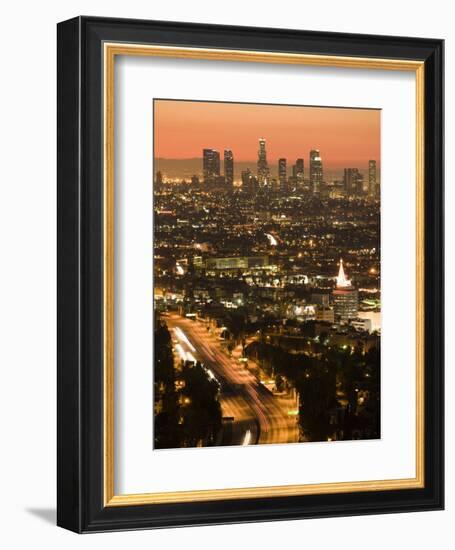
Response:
[309,149,323,195]
[368,160,377,197]
[203,148,220,184]
[290,164,297,187]
[278,158,287,191]
[295,158,304,186]
[241,168,254,194]
[213,150,220,177]
[257,138,269,186]
[202,148,212,181]
[332,259,359,322]
[343,168,364,196]
[224,149,234,187]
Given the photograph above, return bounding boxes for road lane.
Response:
[166,314,298,446]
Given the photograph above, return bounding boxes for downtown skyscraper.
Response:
[309,149,323,195]
[294,158,304,186]
[344,168,364,196]
[278,158,287,191]
[203,148,220,184]
[224,149,234,187]
[257,138,269,186]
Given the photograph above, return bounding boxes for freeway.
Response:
[165,313,299,447]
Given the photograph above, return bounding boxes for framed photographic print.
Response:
[57,16,444,532]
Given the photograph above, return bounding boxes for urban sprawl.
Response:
[154,138,380,450]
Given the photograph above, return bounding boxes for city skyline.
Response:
[157,138,379,199]
[154,99,381,450]
[154,99,381,169]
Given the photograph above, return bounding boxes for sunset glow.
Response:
[154,99,380,170]
[153,97,381,451]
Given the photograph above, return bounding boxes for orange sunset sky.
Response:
[154,99,380,170]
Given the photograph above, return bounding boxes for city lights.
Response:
[154,101,381,450]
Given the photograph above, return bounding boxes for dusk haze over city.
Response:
[153,98,381,450]
[154,99,380,172]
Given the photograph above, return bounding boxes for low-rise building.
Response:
[350,317,372,333]
[316,306,335,323]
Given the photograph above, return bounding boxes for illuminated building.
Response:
[369,160,378,197]
[203,148,220,184]
[333,259,358,321]
[214,175,226,186]
[311,292,330,307]
[294,158,304,186]
[205,256,269,270]
[344,168,364,196]
[241,168,251,186]
[309,149,323,195]
[358,311,381,332]
[316,306,335,323]
[241,168,257,193]
[224,149,234,187]
[278,158,287,191]
[351,317,372,333]
[257,138,269,186]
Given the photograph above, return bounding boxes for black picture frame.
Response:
[57,16,444,533]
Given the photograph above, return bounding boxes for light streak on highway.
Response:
[242,430,252,446]
[186,352,197,363]
[205,368,216,381]
[174,327,196,352]
[175,343,187,362]
[167,314,298,446]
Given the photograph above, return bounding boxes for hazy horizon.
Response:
[154,157,378,182]
[154,99,381,170]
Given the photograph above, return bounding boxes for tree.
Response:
[296,360,337,442]
[275,374,285,392]
[180,362,222,447]
[154,321,181,449]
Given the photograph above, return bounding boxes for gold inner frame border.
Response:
[103,42,425,506]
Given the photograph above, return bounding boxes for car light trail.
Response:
[175,343,187,362]
[166,315,298,445]
[242,430,252,446]
[205,368,216,380]
[174,327,196,352]
[186,352,197,363]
